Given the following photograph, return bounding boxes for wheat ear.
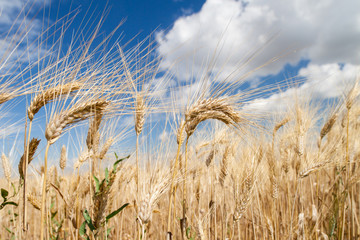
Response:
[180,97,241,236]
[135,94,146,201]
[185,98,242,137]
[99,138,114,160]
[86,111,103,151]
[45,99,109,145]
[18,138,41,179]
[1,153,11,183]
[27,82,82,121]
[60,145,67,171]
[320,113,337,140]
[0,93,14,105]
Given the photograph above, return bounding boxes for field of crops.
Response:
[0,3,359,240]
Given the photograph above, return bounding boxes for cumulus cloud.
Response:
[156,0,360,80]
[245,63,360,112]
[155,0,360,113]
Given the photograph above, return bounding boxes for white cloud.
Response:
[155,0,360,115]
[156,0,360,82]
[245,63,360,112]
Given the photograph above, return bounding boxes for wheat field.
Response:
[0,4,359,240]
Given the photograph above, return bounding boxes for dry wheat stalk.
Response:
[18,138,41,179]
[346,82,359,110]
[1,153,11,183]
[41,99,107,239]
[27,82,82,121]
[86,111,103,151]
[46,166,58,192]
[295,107,306,158]
[45,99,109,145]
[185,98,241,137]
[267,150,278,199]
[176,120,186,145]
[60,145,67,170]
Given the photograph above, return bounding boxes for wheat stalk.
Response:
[23,82,81,233]
[86,111,103,151]
[40,99,109,239]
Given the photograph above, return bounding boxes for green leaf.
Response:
[113,155,130,173]
[93,176,100,194]
[82,209,95,231]
[79,221,88,239]
[186,227,191,239]
[2,202,18,208]
[11,183,16,197]
[105,168,109,184]
[1,188,8,199]
[106,227,112,237]
[51,211,58,220]
[4,226,13,234]
[105,203,129,222]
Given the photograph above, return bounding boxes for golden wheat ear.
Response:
[0,93,14,105]
[60,145,67,170]
[45,99,109,145]
[28,81,83,121]
[185,97,242,137]
[1,153,11,183]
[18,138,41,179]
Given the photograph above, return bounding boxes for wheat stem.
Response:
[167,123,185,237]
[22,120,32,232]
[40,142,50,240]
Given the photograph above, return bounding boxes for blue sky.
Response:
[0,0,359,171]
[46,0,205,42]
